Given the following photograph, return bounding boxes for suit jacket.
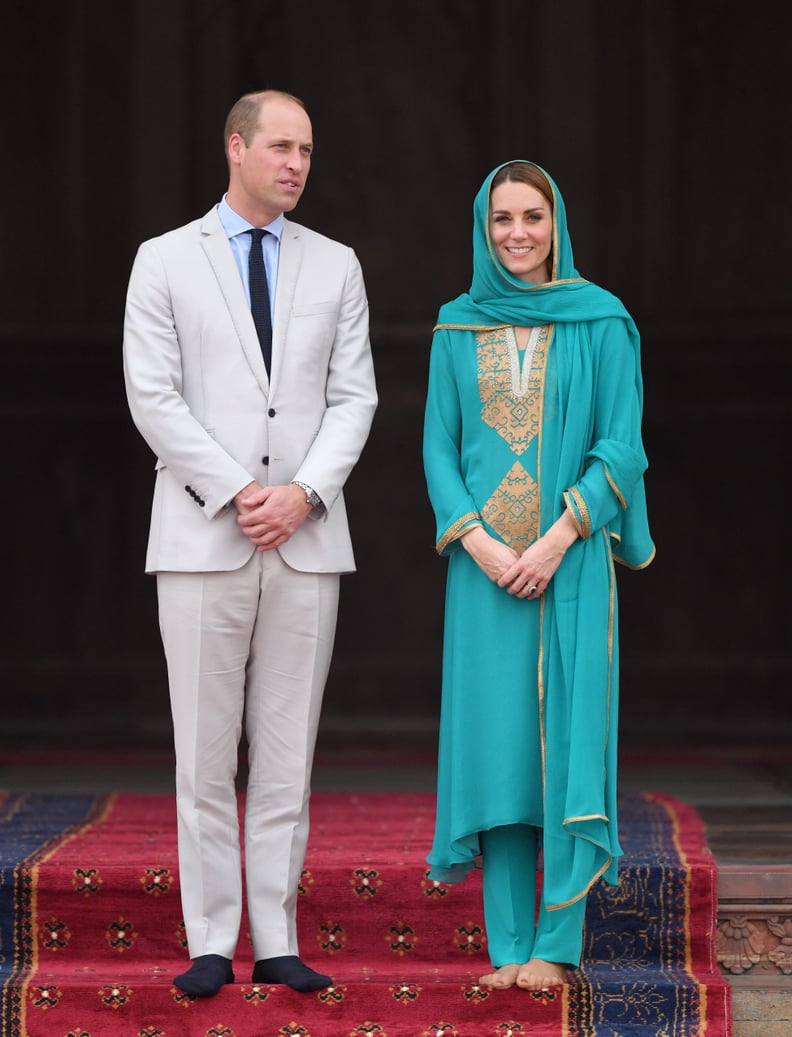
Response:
[123,206,377,574]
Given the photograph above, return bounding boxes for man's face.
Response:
[231,97,313,221]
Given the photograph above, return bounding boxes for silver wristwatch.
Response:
[291,480,324,512]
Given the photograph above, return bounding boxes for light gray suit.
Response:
[123,206,376,962]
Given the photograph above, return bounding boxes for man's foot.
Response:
[515,957,567,991]
[252,955,332,992]
[478,963,521,988]
[174,954,234,997]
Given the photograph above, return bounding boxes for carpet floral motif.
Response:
[0,790,732,1036]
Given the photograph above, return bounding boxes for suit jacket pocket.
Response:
[292,300,338,316]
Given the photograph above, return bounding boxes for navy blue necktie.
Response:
[248,228,272,375]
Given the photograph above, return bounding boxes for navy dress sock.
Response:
[174,954,234,997]
[252,955,332,992]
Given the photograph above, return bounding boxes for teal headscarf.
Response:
[436,160,633,329]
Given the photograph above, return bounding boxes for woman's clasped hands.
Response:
[461,510,579,599]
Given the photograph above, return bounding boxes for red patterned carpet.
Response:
[0,790,731,1036]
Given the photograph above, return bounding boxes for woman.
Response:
[423,161,655,992]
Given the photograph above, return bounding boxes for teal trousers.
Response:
[480,823,587,968]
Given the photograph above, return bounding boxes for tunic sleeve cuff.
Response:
[563,487,591,540]
[436,514,483,555]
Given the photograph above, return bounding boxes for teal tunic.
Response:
[423,316,654,911]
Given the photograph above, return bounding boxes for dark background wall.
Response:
[1,1,789,750]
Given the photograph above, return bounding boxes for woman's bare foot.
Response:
[515,958,567,991]
[478,963,521,988]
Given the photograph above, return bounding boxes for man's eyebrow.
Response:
[265,135,313,147]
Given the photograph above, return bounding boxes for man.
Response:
[123,89,377,998]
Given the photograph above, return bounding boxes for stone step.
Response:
[715,863,792,1037]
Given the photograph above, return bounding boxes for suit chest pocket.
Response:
[289,302,338,355]
[291,300,338,317]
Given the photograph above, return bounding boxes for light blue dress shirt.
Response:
[217,195,283,325]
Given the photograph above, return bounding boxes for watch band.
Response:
[291,480,324,511]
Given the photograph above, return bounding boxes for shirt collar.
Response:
[218,194,284,242]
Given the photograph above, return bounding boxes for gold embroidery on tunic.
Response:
[476,324,551,455]
[481,462,539,554]
[476,325,551,551]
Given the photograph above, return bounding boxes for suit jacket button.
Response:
[262,456,269,465]
[268,408,276,417]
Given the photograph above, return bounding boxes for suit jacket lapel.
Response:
[199,209,270,395]
[271,219,302,395]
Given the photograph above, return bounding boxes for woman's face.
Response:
[489,180,553,283]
